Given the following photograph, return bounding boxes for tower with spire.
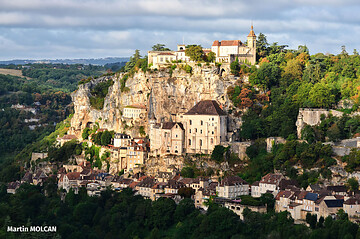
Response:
[247,25,257,64]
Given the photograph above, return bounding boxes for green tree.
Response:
[181,167,195,178]
[174,198,196,222]
[178,187,195,198]
[152,44,171,51]
[82,127,90,140]
[249,62,281,90]
[230,57,240,76]
[306,213,317,229]
[206,52,216,62]
[309,82,335,108]
[211,145,225,162]
[346,177,359,191]
[101,130,113,145]
[185,45,204,62]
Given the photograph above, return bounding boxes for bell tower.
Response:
[247,25,257,65]
[247,25,256,49]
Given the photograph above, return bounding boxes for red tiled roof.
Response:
[158,52,175,56]
[260,173,283,185]
[212,40,243,47]
[66,172,81,180]
[275,190,293,200]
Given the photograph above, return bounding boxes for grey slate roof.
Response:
[185,100,226,116]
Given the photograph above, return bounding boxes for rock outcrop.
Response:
[69,63,241,139]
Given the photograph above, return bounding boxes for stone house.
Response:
[164,180,186,194]
[216,176,249,199]
[147,45,190,68]
[123,104,147,120]
[58,172,81,193]
[343,197,360,219]
[149,122,185,155]
[32,170,48,186]
[136,177,156,199]
[251,181,260,198]
[113,133,131,148]
[318,197,344,218]
[7,181,20,194]
[126,141,148,173]
[252,173,284,198]
[56,134,77,147]
[211,26,256,65]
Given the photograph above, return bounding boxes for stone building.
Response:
[113,133,131,148]
[148,26,256,68]
[211,25,256,65]
[149,122,185,155]
[149,100,227,155]
[216,176,249,199]
[181,100,227,154]
[123,104,147,119]
[126,141,148,173]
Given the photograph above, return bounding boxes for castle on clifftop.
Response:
[148,26,256,68]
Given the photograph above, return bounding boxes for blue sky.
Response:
[0,0,360,60]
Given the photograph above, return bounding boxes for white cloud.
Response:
[0,0,360,59]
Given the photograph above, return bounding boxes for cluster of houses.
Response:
[8,158,360,223]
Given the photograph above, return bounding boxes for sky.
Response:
[0,0,360,60]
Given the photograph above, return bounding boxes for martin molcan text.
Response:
[7,226,57,233]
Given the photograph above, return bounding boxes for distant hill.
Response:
[0,57,129,66]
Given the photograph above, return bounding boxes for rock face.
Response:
[69,63,241,139]
[295,108,344,138]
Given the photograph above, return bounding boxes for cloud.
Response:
[0,0,360,59]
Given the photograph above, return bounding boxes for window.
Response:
[210,138,214,144]
[195,128,197,133]
[189,139,191,146]
[212,118,214,121]
[200,130,202,134]
[200,139,202,146]
[212,131,214,134]
[201,120,203,125]
[189,129,191,133]
[189,120,192,125]
[176,134,178,138]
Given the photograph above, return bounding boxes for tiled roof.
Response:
[260,173,283,185]
[219,176,248,187]
[324,199,344,208]
[275,190,293,200]
[327,185,347,192]
[304,192,318,201]
[344,197,360,205]
[212,40,243,47]
[185,100,226,116]
[161,122,185,130]
[66,172,81,180]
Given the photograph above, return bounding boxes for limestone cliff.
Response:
[69,63,241,139]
